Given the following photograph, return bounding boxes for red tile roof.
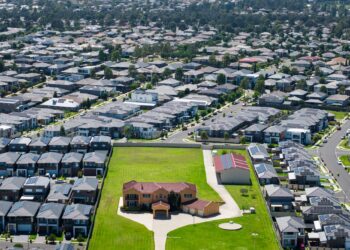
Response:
[123,181,197,193]
[213,153,250,173]
[151,201,170,209]
[183,199,213,210]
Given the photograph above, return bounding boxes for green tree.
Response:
[224,132,230,141]
[104,67,113,79]
[98,49,107,61]
[296,79,307,90]
[123,125,133,139]
[240,77,249,90]
[222,53,231,67]
[209,54,217,66]
[128,65,137,78]
[320,85,327,93]
[216,73,226,85]
[0,60,4,72]
[200,130,208,140]
[175,68,183,81]
[60,125,66,136]
[145,83,153,89]
[47,234,56,244]
[254,75,265,94]
[168,191,181,211]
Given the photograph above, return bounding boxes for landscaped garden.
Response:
[89,147,221,250]
[340,155,350,167]
[166,149,280,250]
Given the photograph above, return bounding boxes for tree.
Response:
[60,125,66,136]
[53,91,58,98]
[47,233,56,244]
[168,191,181,211]
[175,68,183,81]
[339,85,346,94]
[281,66,290,74]
[240,77,249,90]
[320,85,327,93]
[104,67,113,79]
[222,53,231,67]
[128,65,137,78]
[254,75,265,94]
[145,83,153,89]
[209,54,217,66]
[162,68,172,79]
[296,79,307,90]
[200,130,208,140]
[123,125,133,139]
[319,77,326,84]
[290,67,299,75]
[98,49,107,61]
[217,73,226,85]
[0,60,4,72]
[240,136,246,144]
[224,132,230,141]
[77,234,85,245]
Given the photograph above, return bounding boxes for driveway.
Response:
[117,150,242,250]
[12,235,29,243]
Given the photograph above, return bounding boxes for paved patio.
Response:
[117,149,242,250]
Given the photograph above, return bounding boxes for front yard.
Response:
[166,149,280,250]
[89,147,221,250]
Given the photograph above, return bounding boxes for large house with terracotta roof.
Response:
[213,153,251,184]
[122,181,219,218]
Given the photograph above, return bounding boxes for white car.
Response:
[338,160,342,165]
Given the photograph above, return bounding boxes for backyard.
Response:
[166,149,280,250]
[89,147,221,250]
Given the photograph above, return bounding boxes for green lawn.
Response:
[339,139,350,150]
[166,149,280,250]
[340,155,350,167]
[327,110,348,120]
[89,147,220,250]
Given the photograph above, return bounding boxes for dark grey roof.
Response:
[90,135,111,144]
[62,204,92,220]
[0,152,22,164]
[49,136,72,146]
[38,152,63,164]
[0,200,13,216]
[83,151,108,164]
[0,177,26,191]
[10,137,31,145]
[47,183,72,202]
[24,176,50,188]
[72,177,98,191]
[0,137,11,148]
[70,136,91,146]
[7,201,41,217]
[254,163,278,179]
[16,153,40,164]
[276,216,305,233]
[29,137,51,147]
[61,152,83,163]
[265,184,293,198]
[37,203,65,219]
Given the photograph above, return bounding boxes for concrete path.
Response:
[202,149,241,218]
[117,149,242,250]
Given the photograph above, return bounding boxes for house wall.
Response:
[219,168,250,185]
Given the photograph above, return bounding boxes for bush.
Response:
[14,243,23,248]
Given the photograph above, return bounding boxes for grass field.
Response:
[327,110,348,121]
[339,139,350,150]
[166,149,280,250]
[340,155,350,167]
[89,147,220,250]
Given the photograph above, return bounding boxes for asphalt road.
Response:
[317,119,350,202]
[163,102,244,144]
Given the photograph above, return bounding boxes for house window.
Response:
[143,194,151,198]
[25,189,33,193]
[184,194,192,199]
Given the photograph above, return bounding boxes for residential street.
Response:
[313,120,350,202]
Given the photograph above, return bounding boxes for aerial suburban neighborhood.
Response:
[0,0,349,249]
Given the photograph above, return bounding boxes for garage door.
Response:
[189,209,196,215]
[198,210,204,217]
[183,207,189,213]
[18,224,32,233]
